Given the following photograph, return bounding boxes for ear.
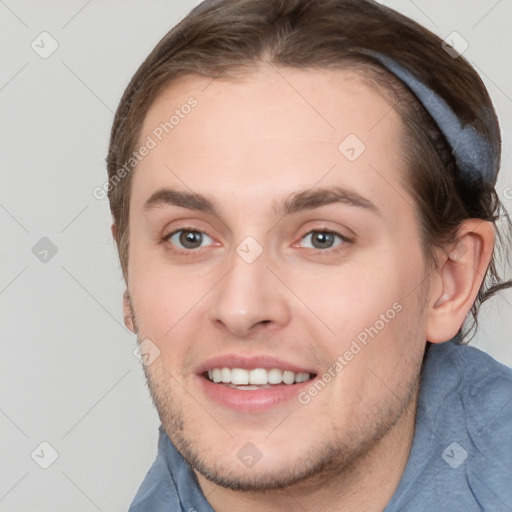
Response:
[425,220,494,343]
[123,289,137,334]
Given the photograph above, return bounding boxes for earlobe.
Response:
[123,289,137,333]
[425,220,494,344]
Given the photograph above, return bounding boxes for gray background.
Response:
[1,0,511,510]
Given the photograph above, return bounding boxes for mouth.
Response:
[203,367,316,389]
[196,356,318,412]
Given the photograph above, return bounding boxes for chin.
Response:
[181,447,333,492]
[166,420,381,493]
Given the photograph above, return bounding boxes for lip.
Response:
[198,375,314,413]
[195,354,317,413]
[196,354,316,374]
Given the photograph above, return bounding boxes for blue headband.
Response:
[368,52,498,184]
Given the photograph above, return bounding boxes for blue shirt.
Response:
[129,340,512,511]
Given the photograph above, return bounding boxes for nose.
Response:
[208,249,291,338]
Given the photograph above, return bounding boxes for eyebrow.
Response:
[277,186,381,217]
[144,188,217,214]
[143,186,380,217]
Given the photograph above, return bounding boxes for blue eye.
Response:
[166,229,214,250]
[300,230,346,250]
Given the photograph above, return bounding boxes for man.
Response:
[106,0,512,510]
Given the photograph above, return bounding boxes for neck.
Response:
[197,383,419,512]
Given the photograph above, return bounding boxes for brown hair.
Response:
[106,0,511,340]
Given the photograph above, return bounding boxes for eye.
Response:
[298,230,347,250]
[165,229,214,250]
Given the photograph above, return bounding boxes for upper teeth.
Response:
[207,367,311,385]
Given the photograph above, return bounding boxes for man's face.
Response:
[125,67,432,490]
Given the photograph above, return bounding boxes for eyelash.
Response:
[296,228,351,254]
[162,227,216,257]
[161,227,352,256]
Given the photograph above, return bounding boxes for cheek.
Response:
[298,264,399,334]
[128,248,205,336]
[300,247,425,363]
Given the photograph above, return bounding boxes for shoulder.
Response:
[424,340,512,440]
[421,341,512,510]
[451,343,512,459]
[128,426,181,512]
[445,342,512,426]
[129,425,214,512]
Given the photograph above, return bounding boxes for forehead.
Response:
[132,66,409,218]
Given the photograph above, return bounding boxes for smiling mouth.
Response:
[203,367,317,390]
